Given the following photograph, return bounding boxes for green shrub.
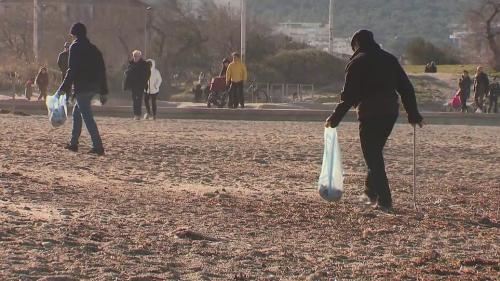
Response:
[262,49,346,86]
[405,37,460,65]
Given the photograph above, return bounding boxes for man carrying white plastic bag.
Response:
[318,128,344,201]
[324,30,424,213]
[46,92,68,128]
[57,22,108,156]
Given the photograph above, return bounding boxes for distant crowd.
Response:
[457,66,498,114]
[23,44,248,121]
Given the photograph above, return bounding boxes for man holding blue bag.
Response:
[57,22,108,156]
[325,30,423,213]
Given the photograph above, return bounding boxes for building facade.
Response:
[274,22,351,55]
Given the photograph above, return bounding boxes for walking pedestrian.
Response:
[25,79,34,101]
[35,67,49,101]
[144,59,162,120]
[124,50,150,120]
[57,42,71,81]
[226,52,248,109]
[325,30,424,213]
[458,70,472,113]
[58,22,108,156]
[487,77,499,113]
[473,66,489,112]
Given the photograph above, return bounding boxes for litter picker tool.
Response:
[413,125,419,211]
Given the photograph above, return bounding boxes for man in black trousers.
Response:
[124,50,150,120]
[325,30,424,213]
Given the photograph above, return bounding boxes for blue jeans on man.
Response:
[70,92,103,151]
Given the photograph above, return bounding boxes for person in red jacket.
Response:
[325,30,424,213]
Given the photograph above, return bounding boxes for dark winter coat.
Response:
[124,59,151,91]
[474,72,489,96]
[57,50,69,77]
[489,82,500,98]
[329,30,422,125]
[35,71,49,90]
[459,76,472,97]
[58,36,108,95]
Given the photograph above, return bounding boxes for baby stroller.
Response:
[207,76,228,108]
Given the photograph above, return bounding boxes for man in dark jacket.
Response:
[458,70,472,113]
[487,77,499,113]
[325,30,423,213]
[58,22,108,156]
[57,42,71,81]
[473,66,489,112]
[124,50,150,120]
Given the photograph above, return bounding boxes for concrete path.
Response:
[1,99,499,126]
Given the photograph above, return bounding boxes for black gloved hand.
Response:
[325,114,339,128]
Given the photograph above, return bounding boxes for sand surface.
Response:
[0,115,498,280]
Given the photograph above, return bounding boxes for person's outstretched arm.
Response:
[57,53,64,72]
[395,61,423,125]
[145,65,152,91]
[157,72,163,91]
[326,60,362,128]
[225,64,232,85]
[58,45,80,94]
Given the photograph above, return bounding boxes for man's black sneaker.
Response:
[64,144,78,152]
[88,148,105,156]
[374,204,393,214]
[360,194,377,206]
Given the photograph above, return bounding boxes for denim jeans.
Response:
[70,92,103,150]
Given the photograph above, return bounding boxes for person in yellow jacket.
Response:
[226,52,248,108]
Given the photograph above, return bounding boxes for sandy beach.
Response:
[0,115,498,280]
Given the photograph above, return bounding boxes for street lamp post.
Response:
[329,0,334,54]
[33,0,41,63]
[144,6,152,57]
[240,0,246,62]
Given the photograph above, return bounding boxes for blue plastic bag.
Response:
[46,92,67,128]
[318,128,344,201]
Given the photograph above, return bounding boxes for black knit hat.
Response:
[350,29,377,51]
[70,22,87,37]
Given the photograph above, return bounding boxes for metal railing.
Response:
[246,82,315,103]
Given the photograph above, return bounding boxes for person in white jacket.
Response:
[144,59,162,120]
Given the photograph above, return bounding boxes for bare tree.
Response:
[0,5,33,62]
[468,0,500,70]
[148,0,206,89]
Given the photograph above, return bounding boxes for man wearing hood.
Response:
[325,30,424,213]
[58,22,108,156]
[144,59,162,120]
[124,50,151,120]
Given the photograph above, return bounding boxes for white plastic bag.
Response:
[46,92,67,128]
[318,128,344,201]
